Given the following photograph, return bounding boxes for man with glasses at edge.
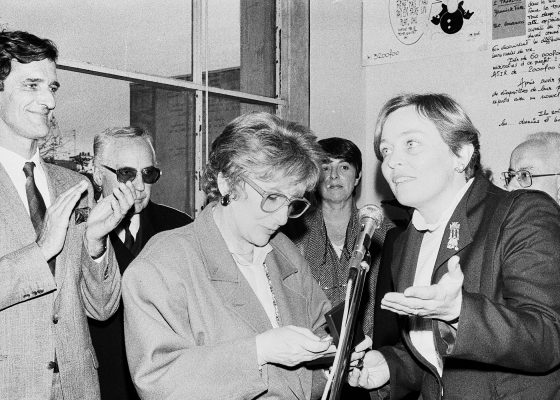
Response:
[504,131,560,204]
[0,31,136,400]
[89,126,192,400]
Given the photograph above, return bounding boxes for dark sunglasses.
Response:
[102,165,161,184]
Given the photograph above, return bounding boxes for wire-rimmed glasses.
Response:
[501,169,560,188]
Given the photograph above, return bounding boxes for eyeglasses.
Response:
[242,177,311,218]
[102,165,161,184]
[501,169,560,188]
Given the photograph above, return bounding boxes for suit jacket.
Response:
[89,201,192,400]
[122,202,331,400]
[379,174,560,400]
[0,160,121,400]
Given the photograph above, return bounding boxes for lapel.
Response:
[42,161,90,291]
[393,225,424,292]
[194,204,274,334]
[138,203,157,249]
[43,162,69,290]
[431,177,492,283]
[301,207,328,267]
[109,231,135,273]
[263,246,301,328]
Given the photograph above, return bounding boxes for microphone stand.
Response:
[327,252,371,400]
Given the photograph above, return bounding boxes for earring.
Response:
[220,194,231,206]
[455,165,465,173]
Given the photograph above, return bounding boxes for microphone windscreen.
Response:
[358,204,384,230]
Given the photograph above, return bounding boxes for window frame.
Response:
[56,0,309,216]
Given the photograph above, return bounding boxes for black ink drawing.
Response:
[431,1,474,34]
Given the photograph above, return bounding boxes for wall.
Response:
[310,0,370,200]
[310,0,560,207]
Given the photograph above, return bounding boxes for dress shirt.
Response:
[0,146,51,212]
[117,213,140,242]
[233,244,278,328]
[409,178,473,375]
[331,242,344,258]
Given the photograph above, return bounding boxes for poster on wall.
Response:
[362,0,487,66]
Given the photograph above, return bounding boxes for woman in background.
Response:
[284,137,394,340]
[284,137,396,399]
[123,112,361,400]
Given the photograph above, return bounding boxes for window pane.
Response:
[203,92,276,157]
[43,70,129,165]
[0,1,192,78]
[207,0,276,97]
[130,86,196,215]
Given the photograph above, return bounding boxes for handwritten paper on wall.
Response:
[491,0,560,128]
[362,0,487,66]
[493,0,526,39]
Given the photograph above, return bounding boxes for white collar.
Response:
[0,145,43,174]
[412,178,474,232]
[231,243,273,267]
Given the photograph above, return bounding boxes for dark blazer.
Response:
[379,175,560,400]
[88,201,192,400]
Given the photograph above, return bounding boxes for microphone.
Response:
[349,204,384,271]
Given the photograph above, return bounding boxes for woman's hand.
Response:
[256,325,334,367]
[349,335,372,366]
[348,350,389,389]
[381,255,463,323]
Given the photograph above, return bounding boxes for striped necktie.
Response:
[23,162,46,236]
[23,162,55,276]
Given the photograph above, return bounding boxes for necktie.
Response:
[23,162,55,276]
[123,219,135,251]
[23,162,46,236]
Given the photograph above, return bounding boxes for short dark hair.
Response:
[318,137,362,176]
[373,93,481,179]
[0,30,58,90]
[203,112,324,202]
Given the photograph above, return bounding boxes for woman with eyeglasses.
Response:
[348,93,560,399]
[122,112,369,400]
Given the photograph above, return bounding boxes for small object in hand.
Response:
[355,359,364,369]
[75,207,90,224]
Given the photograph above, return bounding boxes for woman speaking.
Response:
[122,112,342,399]
[349,93,560,399]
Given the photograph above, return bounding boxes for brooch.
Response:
[447,222,460,251]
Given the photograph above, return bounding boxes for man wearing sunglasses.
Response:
[89,126,192,400]
[505,131,560,205]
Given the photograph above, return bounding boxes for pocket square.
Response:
[75,207,90,224]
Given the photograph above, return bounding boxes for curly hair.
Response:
[373,93,481,179]
[203,112,325,202]
[0,30,58,90]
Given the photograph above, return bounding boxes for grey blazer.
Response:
[123,202,331,400]
[0,160,121,400]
